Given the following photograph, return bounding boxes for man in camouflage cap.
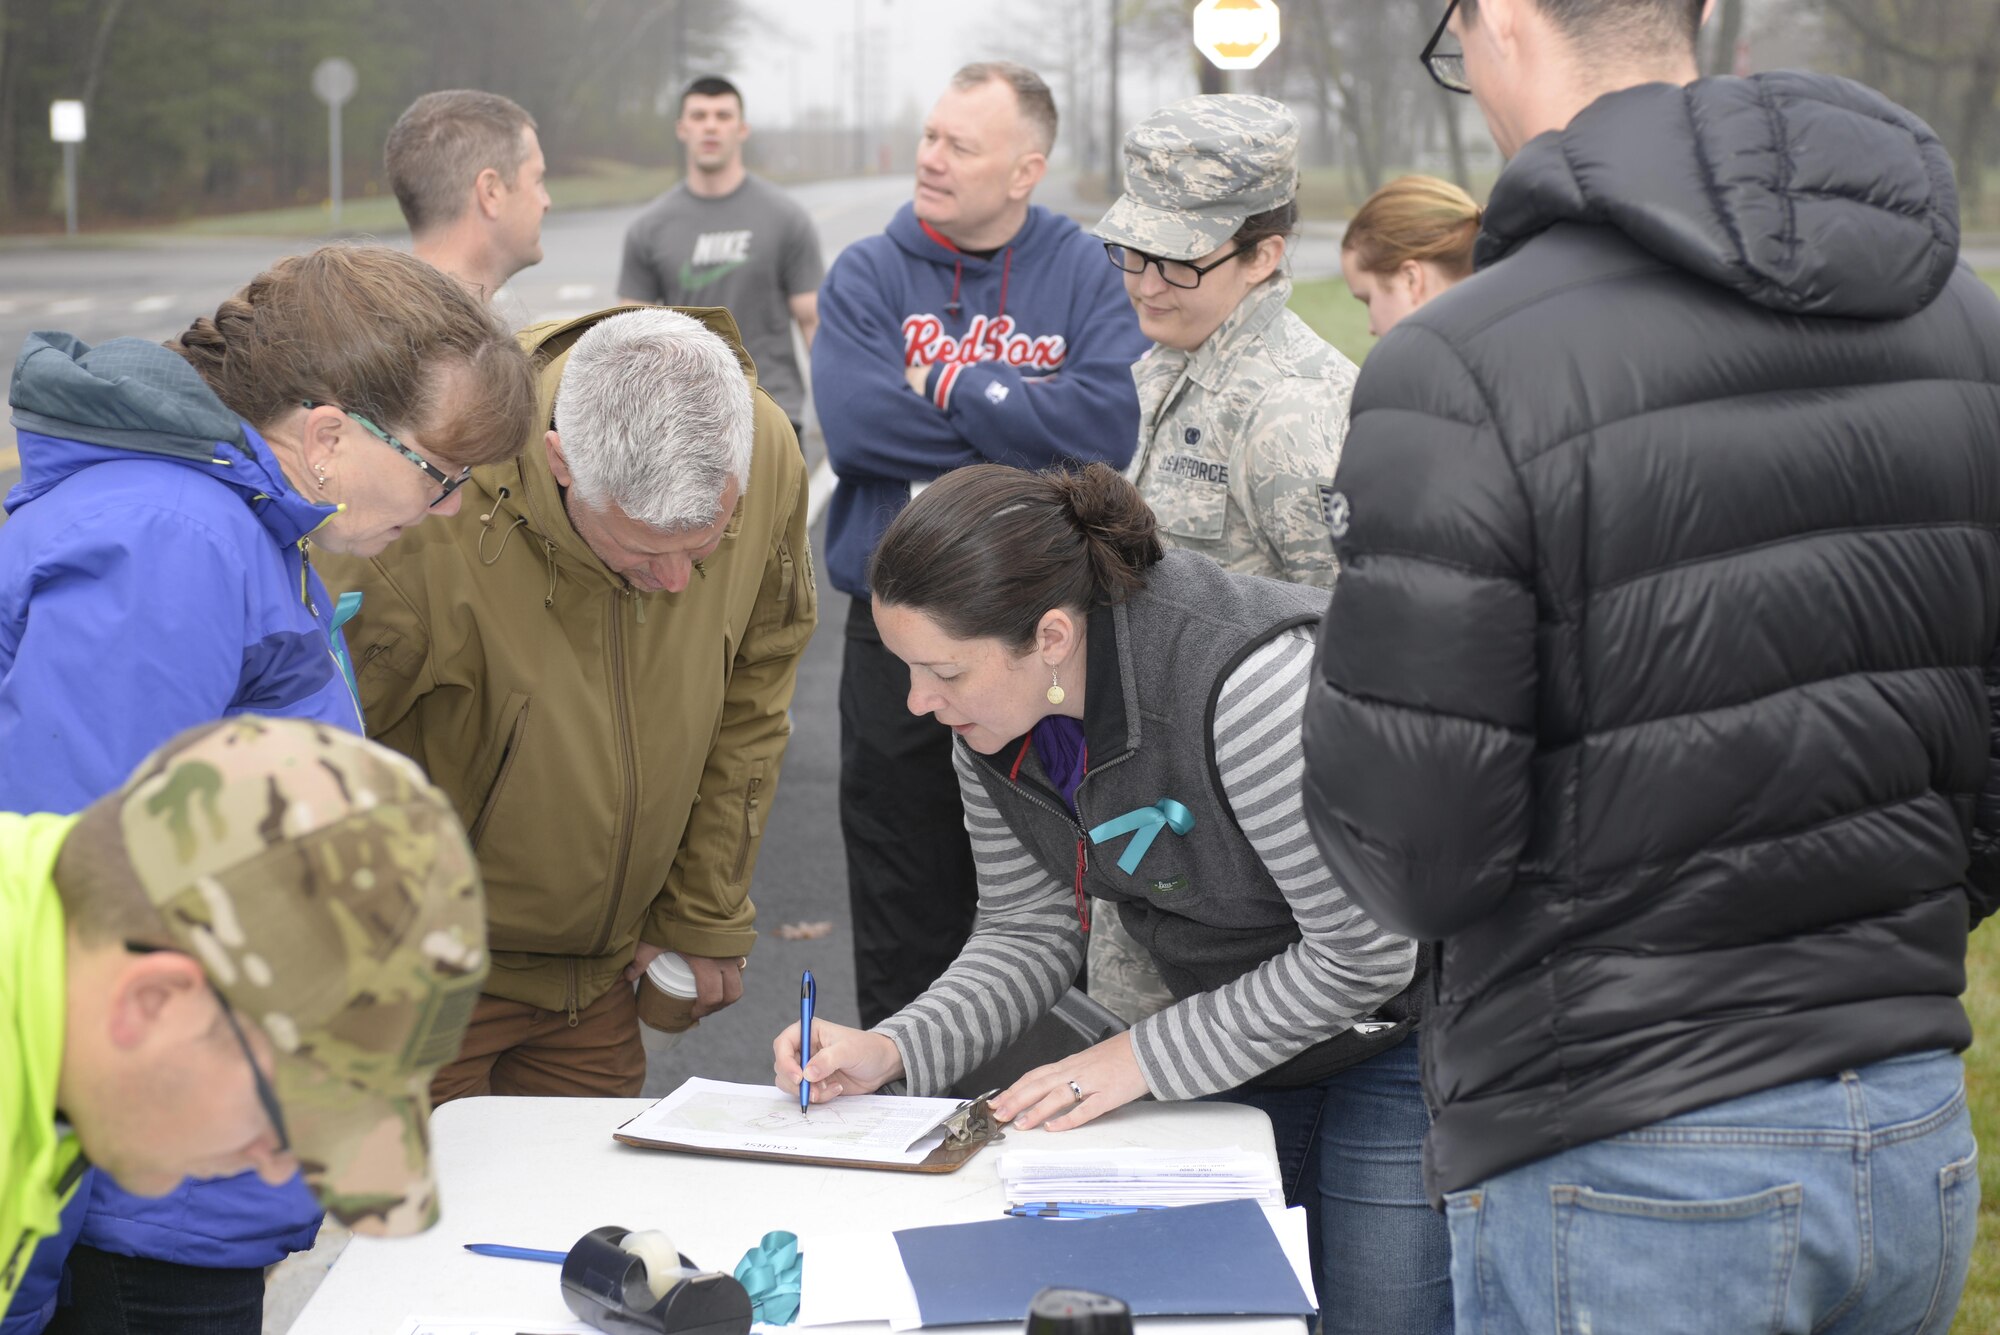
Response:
[0,716,486,1310]
[1088,95,1360,1023]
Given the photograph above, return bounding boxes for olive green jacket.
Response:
[318,308,817,1015]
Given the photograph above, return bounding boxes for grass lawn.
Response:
[1289,269,2000,1332]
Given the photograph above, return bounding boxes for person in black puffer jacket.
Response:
[1302,0,2000,1330]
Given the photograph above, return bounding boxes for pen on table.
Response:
[1004,1202,1169,1219]
[465,1242,568,1263]
[799,969,817,1117]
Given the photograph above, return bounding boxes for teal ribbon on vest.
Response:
[734,1229,803,1325]
[1089,799,1196,875]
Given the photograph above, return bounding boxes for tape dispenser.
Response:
[560,1225,753,1335]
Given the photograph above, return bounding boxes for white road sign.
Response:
[1192,0,1281,71]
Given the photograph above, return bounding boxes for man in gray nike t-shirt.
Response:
[619,76,825,433]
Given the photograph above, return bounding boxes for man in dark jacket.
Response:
[1302,0,2000,1329]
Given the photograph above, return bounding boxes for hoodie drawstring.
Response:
[543,541,559,609]
[948,259,963,316]
[997,247,1013,322]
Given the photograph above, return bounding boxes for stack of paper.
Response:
[998,1146,1284,1208]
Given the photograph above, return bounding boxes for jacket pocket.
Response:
[782,536,818,628]
[468,692,532,849]
[1144,423,1229,542]
[731,764,768,883]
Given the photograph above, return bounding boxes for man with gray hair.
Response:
[814,60,1147,1026]
[387,89,551,301]
[318,306,815,1099]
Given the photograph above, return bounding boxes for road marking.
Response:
[132,295,175,313]
[556,283,597,302]
[48,298,94,315]
[808,458,835,527]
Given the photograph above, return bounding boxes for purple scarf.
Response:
[1031,715,1089,812]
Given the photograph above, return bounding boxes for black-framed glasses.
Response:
[302,401,472,509]
[126,942,290,1153]
[1104,241,1253,290]
[1422,0,1471,94]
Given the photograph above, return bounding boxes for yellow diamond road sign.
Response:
[1193,0,1281,71]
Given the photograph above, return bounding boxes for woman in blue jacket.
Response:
[0,244,535,1335]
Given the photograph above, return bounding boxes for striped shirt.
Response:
[877,627,1418,1100]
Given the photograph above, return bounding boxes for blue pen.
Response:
[799,969,817,1116]
[465,1242,569,1263]
[1004,1202,1168,1219]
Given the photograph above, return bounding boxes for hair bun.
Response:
[1050,462,1162,596]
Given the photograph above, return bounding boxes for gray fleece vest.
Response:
[961,551,1419,1088]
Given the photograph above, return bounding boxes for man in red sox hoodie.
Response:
[814,60,1148,1027]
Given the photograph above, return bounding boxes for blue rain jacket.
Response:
[0,333,360,1325]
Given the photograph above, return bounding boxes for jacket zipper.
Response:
[565,959,579,1028]
[587,590,640,964]
[6,1153,88,1289]
[731,777,763,882]
[981,742,1138,933]
[2,1230,28,1292]
[297,540,364,729]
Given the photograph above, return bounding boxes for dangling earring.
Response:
[313,464,329,491]
[1046,669,1065,707]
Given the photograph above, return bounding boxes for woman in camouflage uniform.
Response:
[1087,96,1358,1026]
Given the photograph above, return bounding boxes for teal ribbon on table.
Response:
[734,1230,803,1325]
[1089,799,1196,875]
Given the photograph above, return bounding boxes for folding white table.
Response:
[286,1094,1308,1335]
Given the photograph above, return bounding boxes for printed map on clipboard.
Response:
[614,1078,1000,1172]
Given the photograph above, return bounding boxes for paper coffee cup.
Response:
[637,951,701,1034]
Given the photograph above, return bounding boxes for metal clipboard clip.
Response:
[943,1090,1004,1149]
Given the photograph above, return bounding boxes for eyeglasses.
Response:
[125,942,291,1153]
[1104,241,1253,290]
[1422,0,1471,94]
[302,401,472,509]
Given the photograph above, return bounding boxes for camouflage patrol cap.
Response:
[1093,95,1300,261]
[109,716,486,1237]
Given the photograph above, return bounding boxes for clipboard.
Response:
[612,1087,1004,1175]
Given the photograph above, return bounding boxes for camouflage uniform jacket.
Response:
[318,308,818,1017]
[1128,274,1358,587]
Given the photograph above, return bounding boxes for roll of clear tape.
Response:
[619,1228,690,1301]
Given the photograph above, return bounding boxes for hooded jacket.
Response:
[317,308,815,1016]
[813,202,1149,596]
[1300,74,2000,1201]
[0,335,343,1292]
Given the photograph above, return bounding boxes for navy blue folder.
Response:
[891,1198,1315,1325]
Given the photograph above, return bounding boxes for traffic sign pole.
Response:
[62,143,78,236]
[312,58,358,232]
[49,99,85,236]
[329,103,343,229]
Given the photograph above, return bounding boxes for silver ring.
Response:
[1067,1079,1085,1103]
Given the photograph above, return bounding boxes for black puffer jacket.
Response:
[1302,72,2000,1202]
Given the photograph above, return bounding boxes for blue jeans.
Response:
[1214,1034,1452,1335]
[1445,1050,1978,1335]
